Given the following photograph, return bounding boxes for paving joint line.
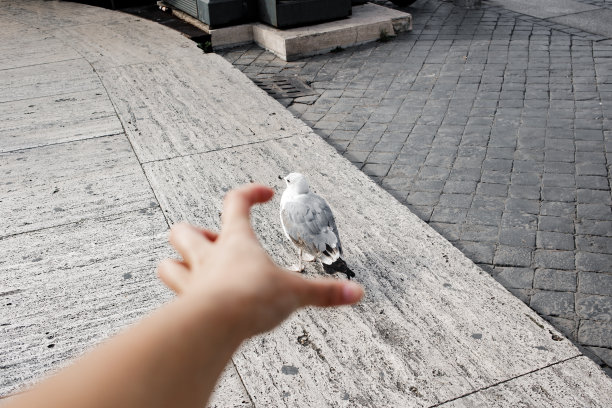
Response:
[0,86,102,105]
[427,354,583,407]
[138,135,298,166]
[0,57,84,72]
[0,131,124,155]
[0,205,163,242]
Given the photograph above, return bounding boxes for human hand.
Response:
[157,184,364,338]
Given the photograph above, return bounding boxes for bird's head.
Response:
[283,172,309,194]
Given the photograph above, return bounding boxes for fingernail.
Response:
[342,282,364,303]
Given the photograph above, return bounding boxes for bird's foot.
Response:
[301,253,316,262]
[289,264,305,273]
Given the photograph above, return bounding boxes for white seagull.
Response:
[279,173,354,279]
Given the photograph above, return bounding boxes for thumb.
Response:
[297,278,364,307]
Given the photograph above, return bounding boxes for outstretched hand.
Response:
[157,184,364,337]
[5,184,364,408]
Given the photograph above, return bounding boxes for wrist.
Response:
[179,290,248,349]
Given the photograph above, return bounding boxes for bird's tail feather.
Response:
[323,258,355,279]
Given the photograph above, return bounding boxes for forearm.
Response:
[8,295,242,408]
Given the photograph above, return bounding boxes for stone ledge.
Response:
[162,2,412,60]
[252,3,412,61]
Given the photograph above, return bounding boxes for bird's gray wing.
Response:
[281,194,342,264]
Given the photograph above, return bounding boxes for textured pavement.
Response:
[9,2,612,406]
[221,0,612,374]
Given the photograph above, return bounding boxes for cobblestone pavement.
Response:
[220,0,612,374]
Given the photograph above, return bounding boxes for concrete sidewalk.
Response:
[224,0,612,376]
[1,1,611,406]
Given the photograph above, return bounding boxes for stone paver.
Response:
[222,0,612,374]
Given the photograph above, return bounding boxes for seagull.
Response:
[279,173,355,279]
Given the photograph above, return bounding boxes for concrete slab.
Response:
[440,356,612,407]
[0,135,155,237]
[0,14,48,43]
[51,16,197,70]
[0,205,250,407]
[0,59,101,104]
[0,208,171,394]
[143,135,583,406]
[0,36,80,71]
[487,0,599,19]
[0,90,122,153]
[253,3,412,61]
[548,9,612,39]
[99,55,309,162]
[209,364,254,408]
[2,0,118,28]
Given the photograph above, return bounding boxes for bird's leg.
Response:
[289,248,305,273]
[298,250,304,272]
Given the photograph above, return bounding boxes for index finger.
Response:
[221,184,274,232]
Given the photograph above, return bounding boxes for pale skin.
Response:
[5,184,364,408]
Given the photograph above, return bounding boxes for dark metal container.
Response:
[257,0,351,29]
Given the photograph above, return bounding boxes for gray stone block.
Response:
[413,179,446,193]
[579,272,612,297]
[430,207,468,224]
[540,201,575,217]
[512,173,542,186]
[538,216,574,234]
[455,241,495,264]
[576,176,610,190]
[576,295,612,322]
[362,163,391,177]
[577,189,612,205]
[461,224,500,243]
[576,252,612,272]
[407,191,441,206]
[541,187,575,202]
[438,193,474,209]
[499,228,536,247]
[466,208,503,227]
[579,320,612,348]
[477,183,508,197]
[534,250,575,270]
[502,212,538,230]
[577,204,612,221]
[494,267,534,289]
[589,347,612,368]
[534,269,576,292]
[576,236,612,254]
[494,245,532,267]
[429,222,461,241]
[530,291,575,319]
[505,198,540,214]
[542,316,576,339]
[509,185,540,200]
[443,181,478,194]
[536,231,575,251]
